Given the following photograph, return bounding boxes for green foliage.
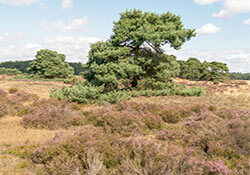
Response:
[111,9,195,50]
[50,83,104,104]
[179,58,229,81]
[178,58,204,80]
[63,76,79,85]
[7,145,38,159]
[202,61,229,81]
[0,60,31,73]
[68,62,86,75]
[85,10,195,91]
[229,72,250,80]
[27,49,74,79]
[0,67,21,75]
[0,60,86,75]
[52,10,198,104]
[51,82,203,104]
[177,86,204,96]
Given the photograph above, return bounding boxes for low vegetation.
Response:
[0,74,249,174]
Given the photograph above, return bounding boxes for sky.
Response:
[0,0,250,73]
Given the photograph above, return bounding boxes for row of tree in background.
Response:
[178,58,229,81]
[229,72,250,80]
[0,59,86,75]
[2,55,248,80]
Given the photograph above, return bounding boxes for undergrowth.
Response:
[50,82,204,104]
[18,100,250,175]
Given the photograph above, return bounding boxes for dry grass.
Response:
[0,115,65,175]
[0,76,66,174]
[0,75,63,99]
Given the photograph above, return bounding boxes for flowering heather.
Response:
[27,99,250,174]
[32,125,113,174]
[0,90,32,117]
[22,99,85,129]
[83,101,167,136]
[9,91,39,103]
[0,88,7,97]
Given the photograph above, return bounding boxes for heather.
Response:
[29,100,249,175]
[22,99,85,129]
[0,88,38,118]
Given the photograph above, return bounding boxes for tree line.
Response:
[0,60,86,75]
[178,58,229,81]
[229,72,250,80]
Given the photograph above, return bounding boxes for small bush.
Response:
[0,91,32,117]
[32,125,112,174]
[63,76,79,85]
[0,88,7,97]
[0,102,8,117]
[177,86,204,96]
[22,99,85,129]
[50,83,104,104]
[51,82,204,104]
[27,49,74,79]
[84,101,164,136]
[9,91,38,102]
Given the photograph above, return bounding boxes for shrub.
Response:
[84,102,164,136]
[0,101,8,117]
[9,91,38,102]
[50,83,104,104]
[0,90,35,117]
[51,83,204,104]
[0,88,7,97]
[29,101,250,174]
[177,86,204,96]
[63,76,79,85]
[22,99,85,129]
[32,125,113,174]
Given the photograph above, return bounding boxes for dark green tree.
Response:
[84,9,196,90]
[178,58,229,82]
[0,60,31,73]
[51,10,204,104]
[201,61,229,81]
[27,49,74,78]
[0,67,21,75]
[229,72,250,80]
[179,58,204,80]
